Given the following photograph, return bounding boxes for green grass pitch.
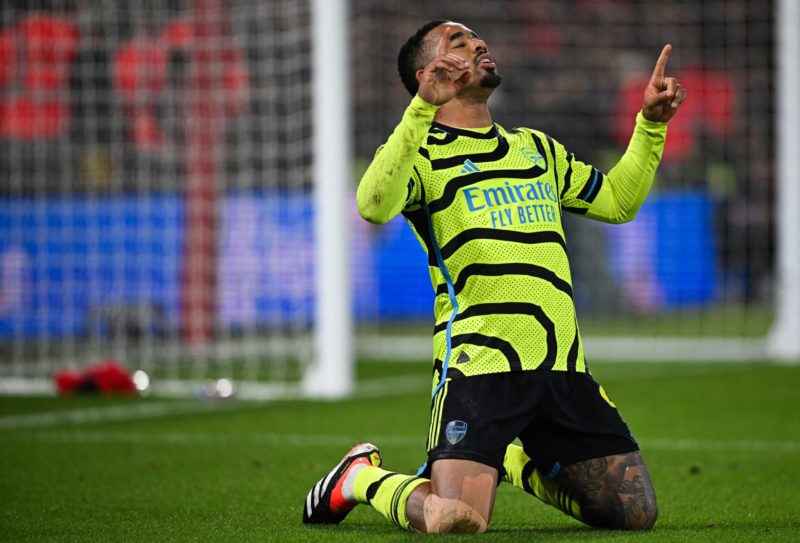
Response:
[1,360,799,542]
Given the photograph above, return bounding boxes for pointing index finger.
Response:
[651,44,672,82]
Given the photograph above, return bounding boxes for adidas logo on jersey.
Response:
[460,159,481,174]
[456,351,471,364]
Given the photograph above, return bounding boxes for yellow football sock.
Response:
[352,466,428,531]
[503,444,582,521]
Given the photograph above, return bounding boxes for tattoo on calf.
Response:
[618,471,649,526]
[557,452,658,530]
[560,457,606,500]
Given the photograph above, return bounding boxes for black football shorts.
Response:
[421,370,639,479]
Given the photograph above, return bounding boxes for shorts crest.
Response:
[445,420,468,445]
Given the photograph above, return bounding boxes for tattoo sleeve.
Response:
[557,451,658,530]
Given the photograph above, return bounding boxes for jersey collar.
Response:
[430,121,500,140]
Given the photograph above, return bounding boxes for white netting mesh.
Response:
[0,0,317,391]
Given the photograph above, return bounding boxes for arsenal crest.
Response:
[445,420,468,445]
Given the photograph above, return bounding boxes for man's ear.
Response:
[416,69,425,84]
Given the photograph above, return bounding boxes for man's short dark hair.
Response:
[397,19,449,96]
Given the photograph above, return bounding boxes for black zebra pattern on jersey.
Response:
[435,262,574,299]
[439,229,567,261]
[433,302,558,368]
[565,326,580,372]
[403,207,439,267]
[450,332,523,372]
[421,137,509,171]
[402,178,439,267]
[562,206,589,216]
[561,153,575,199]
[545,134,560,192]
[426,130,458,146]
[430,122,501,140]
[426,131,550,214]
[576,168,604,204]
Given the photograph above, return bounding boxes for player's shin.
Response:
[503,444,582,521]
[352,466,429,531]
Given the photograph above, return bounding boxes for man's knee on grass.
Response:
[423,494,487,534]
[558,452,658,531]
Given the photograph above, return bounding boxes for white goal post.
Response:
[767,0,800,361]
[304,0,354,397]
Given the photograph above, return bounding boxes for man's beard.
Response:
[480,72,502,89]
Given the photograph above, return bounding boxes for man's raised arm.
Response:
[357,26,472,224]
[356,96,438,224]
[583,44,688,223]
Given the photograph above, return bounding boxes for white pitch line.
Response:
[21,430,418,448]
[0,375,425,431]
[358,335,770,362]
[8,430,799,455]
[0,401,243,431]
[641,437,800,454]
[0,366,775,432]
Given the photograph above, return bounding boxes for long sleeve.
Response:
[587,112,667,223]
[356,95,439,224]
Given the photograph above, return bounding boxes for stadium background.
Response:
[0,0,776,356]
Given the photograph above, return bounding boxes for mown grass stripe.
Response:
[11,430,800,455]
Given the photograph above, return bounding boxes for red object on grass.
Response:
[54,360,137,395]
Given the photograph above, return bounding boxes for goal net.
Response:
[0,0,354,399]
